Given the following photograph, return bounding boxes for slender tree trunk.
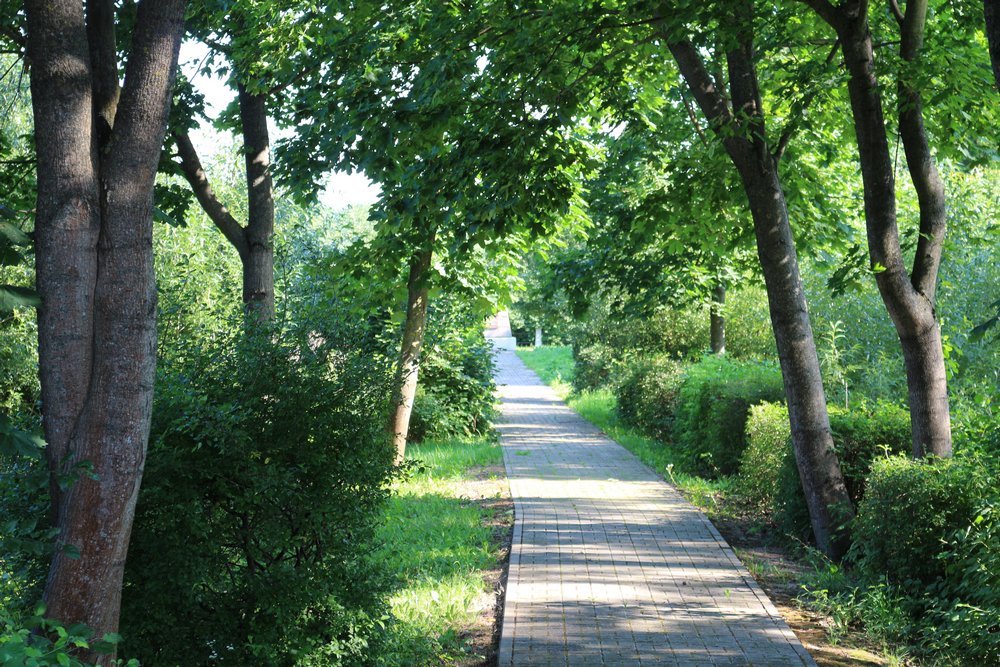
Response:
[710,283,725,355]
[828,3,952,458]
[27,0,186,656]
[985,0,1000,91]
[238,85,275,321]
[666,5,853,559]
[173,85,275,321]
[390,246,434,464]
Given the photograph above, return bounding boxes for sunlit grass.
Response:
[516,346,574,397]
[377,436,505,664]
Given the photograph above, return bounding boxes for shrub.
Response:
[852,455,992,592]
[922,501,1000,661]
[735,402,791,514]
[573,343,624,392]
[671,356,785,477]
[409,302,496,442]
[614,355,685,442]
[121,320,397,666]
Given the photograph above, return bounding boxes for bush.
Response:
[737,401,911,538]
[852,455,992,593]
[409,301,496,442]
[922,501,1000,661]
[671,356,785,477]
[573,343,624,392]
[121,320,397,666]
[614,355,685,442]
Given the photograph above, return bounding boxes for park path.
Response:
[495,350,816,666]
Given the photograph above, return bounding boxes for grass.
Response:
[516,347,728,513]
[377,436,507,665]
[514,345,574,397]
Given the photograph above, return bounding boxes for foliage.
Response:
[851,456,994,595]
[0,606,137,667]
[121,318,397,666]
[614,355,685,442]
[409,299,497,442]
[738,401,912,537]
[671,356,785,478]
[921,502,1000,661]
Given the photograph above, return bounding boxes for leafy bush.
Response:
[409,300,496,442]
[1,606,136,667]
[671,356,784,477]
[614,355,685,442]
[121,319,397,666]
[573,343,625,392]
[737,401,911,537]
[852,455,992,593]
[922,501,1000,661]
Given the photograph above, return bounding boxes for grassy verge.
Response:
[516,347,727,513]
[378,436,512,666]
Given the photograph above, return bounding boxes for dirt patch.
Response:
[714,518,890,667]
[451,463,513,667]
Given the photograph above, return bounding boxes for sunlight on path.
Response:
[496,350,816,666]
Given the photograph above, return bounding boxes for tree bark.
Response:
[985,0,1000,91]
[815,0,952,458]
[664,5,853,559]
[174,85,275,321]
[237,85,275,321]
[710,283,725,355]
[26,0,186,656]
[390,245,433,464]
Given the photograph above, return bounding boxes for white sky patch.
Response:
[178,40,379,211]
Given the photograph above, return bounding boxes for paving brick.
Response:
[495,351,816,667]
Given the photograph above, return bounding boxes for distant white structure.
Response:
[534,327,543,347]
[485,310,518,351]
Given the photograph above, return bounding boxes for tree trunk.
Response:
[985,0,1000,91]
[666,8,854,559]
[832,4,952,458]
[238,85,275,321]
[26,0,186,656]
[390,245,433,464]
[710,283,725,355]
[174,85,275,321]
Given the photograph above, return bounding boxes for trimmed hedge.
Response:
[737,401,911,539]
[671,356,785,477]
[853,455,993,592]
[614,355,685,442]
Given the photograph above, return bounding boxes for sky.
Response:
[177,41,380,211]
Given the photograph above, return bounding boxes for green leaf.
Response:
[0,221,31,246]
[0,284,40,312]
[62,543,81,560]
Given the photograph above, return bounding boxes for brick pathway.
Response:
[496,351,816,666]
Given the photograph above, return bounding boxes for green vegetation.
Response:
[378,437,506,664]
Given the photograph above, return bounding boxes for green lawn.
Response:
[516,347,728,512]
[378,436,508,665]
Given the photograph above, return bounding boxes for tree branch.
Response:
[896,0,944,299]
[173,129,250,258]
[797,0,843,29]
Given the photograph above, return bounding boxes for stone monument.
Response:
[484,310,517,351]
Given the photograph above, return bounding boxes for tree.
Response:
[661,1,854,558]
[798,0,990,458]
[24,0,186,655]
[274,1,594,461]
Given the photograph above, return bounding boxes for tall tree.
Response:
[661,1,854,558]
[24,0,186,655]
[800,0,957,457]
